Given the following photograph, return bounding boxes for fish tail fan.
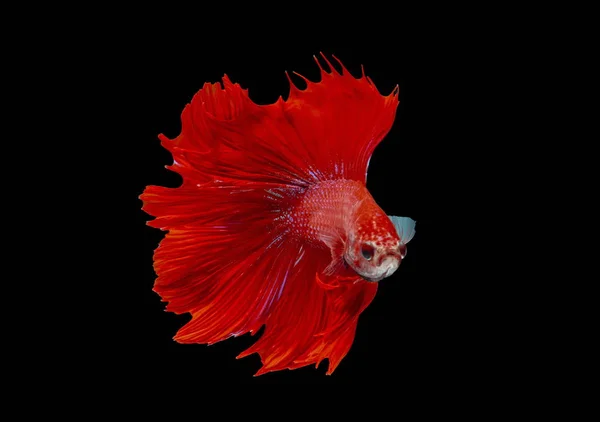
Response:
[158,53,399,188]
[237,249,378,376]
[140,182,305,344]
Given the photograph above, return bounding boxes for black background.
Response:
[107,38,486,386]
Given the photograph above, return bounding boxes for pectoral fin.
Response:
[322,235,347,276]
[389,216,416,244]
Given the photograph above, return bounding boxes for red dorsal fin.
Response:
[159,53,399,188]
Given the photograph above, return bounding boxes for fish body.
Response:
[141,54,415,375]
[293,179,403,282]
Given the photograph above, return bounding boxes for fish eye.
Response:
[361,244,375,261]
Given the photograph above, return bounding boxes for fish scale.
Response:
[291,179,399,249]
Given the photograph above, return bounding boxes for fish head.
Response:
[345,240,401,282]
[344,214,415,282]
[344,217,402,282]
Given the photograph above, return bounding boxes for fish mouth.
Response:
[377,251,402,266]
[359,257,401,282]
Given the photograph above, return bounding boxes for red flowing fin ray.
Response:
[141,182,304,344]
[158,75,253,187]
[158,54,398,187]
[237,248,378,376]
[282,52,400,183]
[175,242,300,344]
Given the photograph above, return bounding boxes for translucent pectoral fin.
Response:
[389,216,416,244]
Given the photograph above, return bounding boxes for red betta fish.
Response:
[140,53,416,376]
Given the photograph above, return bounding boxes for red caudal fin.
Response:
[141,182,303,343]
[158,53,399,187]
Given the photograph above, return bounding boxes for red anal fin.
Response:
[237,248,378,376]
